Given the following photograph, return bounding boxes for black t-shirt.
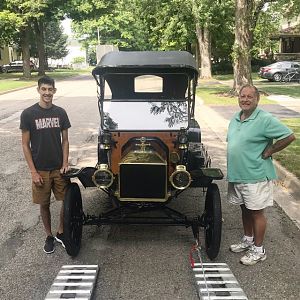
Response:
[20,103,71,171]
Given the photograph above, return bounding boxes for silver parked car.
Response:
[1,60,36,73]
[258,61,300,82]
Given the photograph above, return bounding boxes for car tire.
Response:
[273,73,283,82]
[204,183,222,260]
[2,68,8,73]
[64,182,83,257]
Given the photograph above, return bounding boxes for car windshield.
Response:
[102,101,188,130]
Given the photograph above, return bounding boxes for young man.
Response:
[20,76,71,254]
[227,84,295,265]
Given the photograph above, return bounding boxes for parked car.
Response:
[258,61,300,82]
[62,51,224,259]
[1,60,36,73]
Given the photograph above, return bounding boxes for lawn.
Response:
[196,82,275,105]
[0,69,91,93]
[273,118,300,180]
[211,72,300,99]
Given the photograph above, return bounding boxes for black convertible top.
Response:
[92,51,198,77]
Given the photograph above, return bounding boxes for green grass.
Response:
[211,72,300,99]
[213,72,260,81]
[273,118,300,179]
[0,69,91,92]
[196,82,275,105]
[254,83,300,98]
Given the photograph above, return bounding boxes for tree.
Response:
[44,21,68,60]
[232,0,299,93]
[0,0,47,77]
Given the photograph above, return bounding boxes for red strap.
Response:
[189,244,197,268]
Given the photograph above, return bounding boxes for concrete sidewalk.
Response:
[195,96,300,229]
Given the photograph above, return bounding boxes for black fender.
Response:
[62,167,96,188]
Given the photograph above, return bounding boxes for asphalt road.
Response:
[0,75,299,300]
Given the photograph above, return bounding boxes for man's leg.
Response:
[241,204,253,237]
[250,209,266,246]
[40,203,52,237]
[57,203,64,234]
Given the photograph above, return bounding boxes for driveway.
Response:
[0,75,299,299]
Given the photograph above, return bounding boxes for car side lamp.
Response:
[177,127,188,150]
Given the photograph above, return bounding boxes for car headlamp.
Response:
[92,164,114,188]
[170,165,192,190]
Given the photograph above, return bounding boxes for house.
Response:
[0,45,20,66]
[273,15,300,60]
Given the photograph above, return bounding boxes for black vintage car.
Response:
[63,51,223,259]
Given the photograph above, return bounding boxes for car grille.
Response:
[119,164,167,200]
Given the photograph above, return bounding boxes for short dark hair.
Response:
[239,84,259,99]
[38,76,55,88]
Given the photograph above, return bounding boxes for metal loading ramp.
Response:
[193,263,248,300]
[45,265,99,300]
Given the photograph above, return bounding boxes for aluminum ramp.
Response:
[45,265,99,300]
[193,263,248,300]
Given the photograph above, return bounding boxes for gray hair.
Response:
[239,84,260,99]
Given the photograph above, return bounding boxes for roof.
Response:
[92,51,198,77]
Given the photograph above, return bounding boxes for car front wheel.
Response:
[204,183,222,260]
[273,73,283,82]
[64,182,83,257]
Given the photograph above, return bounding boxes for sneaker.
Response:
[55,232,66,248]
[44,236,55,254]
[240,247,267,265]
[230,236,254,253]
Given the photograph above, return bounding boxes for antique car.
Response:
[63,51,223,260]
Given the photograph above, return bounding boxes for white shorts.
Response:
[227,180,274,210]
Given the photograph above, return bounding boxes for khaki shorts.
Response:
[32,170,70,205]
[227,180,274,210]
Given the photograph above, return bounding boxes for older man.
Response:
[227,84,295,265]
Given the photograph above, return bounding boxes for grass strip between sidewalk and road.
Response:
[0,69,91,93]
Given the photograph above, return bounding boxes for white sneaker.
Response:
[240,247,267,266]
[230,237,254,253]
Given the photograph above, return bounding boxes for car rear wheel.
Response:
[273,72,283,82]
[64,183,83,257]
[204,183,222,260]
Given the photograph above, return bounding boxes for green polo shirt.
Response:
[227,107,293,183]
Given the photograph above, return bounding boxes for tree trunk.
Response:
[34,20,46,76]
[196,24,212,79]
[232,0,254,94]
[20,26,31,79]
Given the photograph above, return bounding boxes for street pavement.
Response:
[0,75,299,300]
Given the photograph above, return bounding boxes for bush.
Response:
[212,60,233,75]
[251,58,276,71]
[72,57,85,64]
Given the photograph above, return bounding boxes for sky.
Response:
[61,18,72,36]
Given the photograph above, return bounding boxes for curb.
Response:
[274,160,300,201]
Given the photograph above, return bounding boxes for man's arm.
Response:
[21,130,43,185]
[60,129,69,174]
[262,134,296,159]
